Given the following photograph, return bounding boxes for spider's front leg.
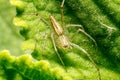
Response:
[60,0,65,28]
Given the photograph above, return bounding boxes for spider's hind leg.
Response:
[70,43,101,80]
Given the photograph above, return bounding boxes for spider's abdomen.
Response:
[58,35,70,49]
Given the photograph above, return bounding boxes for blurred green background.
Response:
[0,0,23,56]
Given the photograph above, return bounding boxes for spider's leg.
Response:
[71,43,101,80]
[34,36,38,51]
[32,32,47,59]
[66,24,84,30]
[31,34,43,59]
[77,28,97,47]
[51,33,65,67]
[61,0,65,8]
[67,24,97,47]
[41,32,48,57]
[23,12,50,26]
[60,0,65,28]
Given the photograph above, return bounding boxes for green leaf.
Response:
[0,50,77,80]
[0,0,23,55]
[66,0,120,59]
[0,0,119,80]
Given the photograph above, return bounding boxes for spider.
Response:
[23,0,101,80]
[49,0,101,80]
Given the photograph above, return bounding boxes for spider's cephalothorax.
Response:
[50,15,70,49]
